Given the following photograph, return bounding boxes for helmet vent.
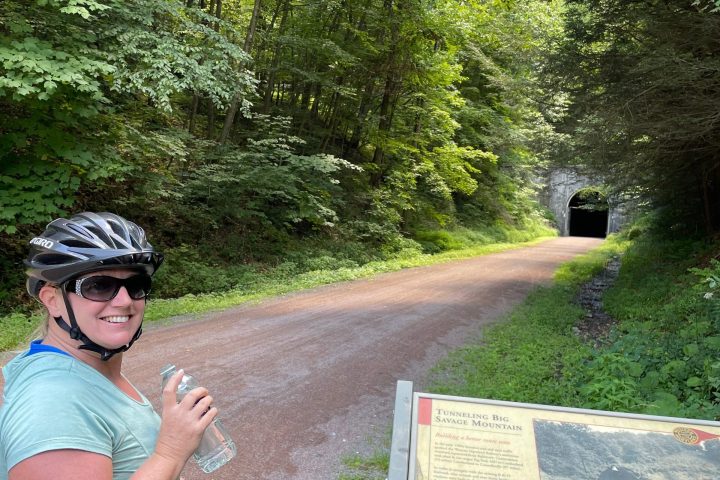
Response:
[109,221,127,238]
[66,223,93,239]
[36,253,72,265]
[85,226,106,240]
[61,239,92,248]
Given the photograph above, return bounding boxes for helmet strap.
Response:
[56,290,143,361]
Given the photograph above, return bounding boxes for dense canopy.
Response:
[2,0,719,309]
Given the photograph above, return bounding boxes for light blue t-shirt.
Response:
[0,344,161,479]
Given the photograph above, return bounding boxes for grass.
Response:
[569,235,720,419]
[0,312,44,352]
[0,222,556,352]
[339,450,390,480]
[426,234,629,406]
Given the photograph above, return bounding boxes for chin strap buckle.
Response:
[69,326,82,340]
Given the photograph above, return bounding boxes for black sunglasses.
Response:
[66,274,152,302]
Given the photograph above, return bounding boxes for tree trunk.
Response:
[370,0,399,185]
[188,94,199,133]
[263,0,290,113]
[702,161,720,234]
[371,73,395,182]
[219,0,261,144]
[245,0,261,50]
[206,101,215,139]
[348,81,375,152]
[310,83,322,117]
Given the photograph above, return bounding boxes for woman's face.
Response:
[45,269,147,350]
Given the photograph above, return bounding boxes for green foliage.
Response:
[151,245,259,299]
[554,235,629,285]
[181,116,362,234]
[693,0,720,13]
[0,0,255,233]
[567,234,720,420]
[106,1,255,112]
[551,0,720,233]
[414,230,466,253]
[0,313,42,351]
[339,449,389,480]
[413,219,556,255]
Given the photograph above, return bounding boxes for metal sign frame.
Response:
[388,380,720,480]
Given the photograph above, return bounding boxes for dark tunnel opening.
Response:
[568,190,608,238]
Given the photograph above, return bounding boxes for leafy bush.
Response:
[567,235,720,420]
[180,116,361,237]
[300,256,360,272]
[152,245,257,298]
[414,230,466,253]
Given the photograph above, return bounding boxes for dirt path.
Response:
[1,236,603,479]
[119,236,602,479]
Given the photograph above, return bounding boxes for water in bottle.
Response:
[161,364,237,473]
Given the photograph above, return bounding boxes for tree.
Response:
[0,0,255,233]
[549,0,720,234]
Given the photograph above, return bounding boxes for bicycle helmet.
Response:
[25,212,164,360]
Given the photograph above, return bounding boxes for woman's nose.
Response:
[111,286,134,305]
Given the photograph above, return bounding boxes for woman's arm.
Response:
[8,370,217,480]
[9,449,113,480]
[131,369,217,479]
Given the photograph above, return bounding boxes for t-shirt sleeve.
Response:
[2,372,112,471]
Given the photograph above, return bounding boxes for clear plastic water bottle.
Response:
[160,364,237,473]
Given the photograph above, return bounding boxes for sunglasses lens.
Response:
[79,276,119,301]
[125,275,152,300]
[77,275,151,301]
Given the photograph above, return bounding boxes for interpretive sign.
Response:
[388,381,720,480]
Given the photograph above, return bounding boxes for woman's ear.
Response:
[38,285,64,317]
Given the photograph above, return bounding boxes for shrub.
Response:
[153,245,256,298]
[414,230,466,253]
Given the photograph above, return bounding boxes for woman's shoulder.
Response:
[3,351,88,397]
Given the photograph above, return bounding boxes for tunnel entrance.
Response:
[568,189,608,238]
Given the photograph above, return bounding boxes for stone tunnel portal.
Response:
[544,168,627,236]
[568,189,609,238]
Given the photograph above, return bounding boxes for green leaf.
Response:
[686,377,703,388]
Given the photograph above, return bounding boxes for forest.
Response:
[2,0,719,310]
[3,0,720,411]
[5,0,719,302]
[2,0,571,311]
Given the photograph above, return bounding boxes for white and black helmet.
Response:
[25,212,164,297]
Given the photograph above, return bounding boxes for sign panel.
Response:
[408,393,720,480]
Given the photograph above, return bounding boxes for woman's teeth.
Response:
[102,316,130,323]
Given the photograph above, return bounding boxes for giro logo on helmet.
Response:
[30,237,54,249]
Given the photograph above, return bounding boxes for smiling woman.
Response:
[0,212,221,480]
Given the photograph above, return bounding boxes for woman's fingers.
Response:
[162,369,184,407]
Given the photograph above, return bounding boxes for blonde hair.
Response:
[28,313,50,342]
[27,283,55,342]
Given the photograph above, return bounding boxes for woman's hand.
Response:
[154,369,218,466]
[131,369,219,480]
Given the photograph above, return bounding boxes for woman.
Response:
[0,212,215,479]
